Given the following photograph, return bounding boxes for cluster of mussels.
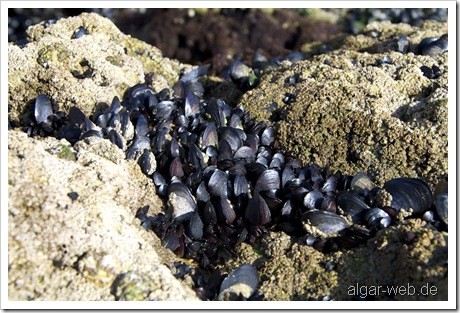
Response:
[18,32,448,300]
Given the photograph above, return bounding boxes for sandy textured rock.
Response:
[241,20,447,186]
[8,130,197,301]
[8,12,191,125]
[227,219,447,300]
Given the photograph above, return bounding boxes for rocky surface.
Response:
[8,130,197,300]
[225,218,447,300]
[241,20,448,186]
[8,12,191,125]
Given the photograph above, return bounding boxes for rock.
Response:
[8,130,198,300]
[240,20,447,186]
[8,13,192,125]
[228,219,447,300]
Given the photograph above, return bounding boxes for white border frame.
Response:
[1,1,456,310]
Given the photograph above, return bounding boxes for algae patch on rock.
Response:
[240,21,447,186]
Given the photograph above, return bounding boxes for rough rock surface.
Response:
[8,12,191,125]
[241,20,448,186]
[8,130,197,301]
[225,219,447,300]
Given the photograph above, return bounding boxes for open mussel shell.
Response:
[383,178,433,214]
[167,181,197,222]
[218,264,259,301]
[302,210,350,236]
[337,191,370,223]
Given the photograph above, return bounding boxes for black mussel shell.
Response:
[135,114,149,137]
[321,196,337,213]
[220,127,243,153]
[187,142,205,170]
[196,181,210,204]
[234,146,256,161]
[302,210,349,235]
[261,126,275,146]
[322,174,338,194]
[208,169,229,198]
[137,149,155,176]
[68,106,86,126]
[126,135,150,159]
[72,26,88,39]
[303,190,324,210]
[217,197,237,225]
[155,100,176,121]
[254,169,280,193]
[228,61,260,91]
[169,157,185,178]
[187,211,204,239]
[185,91,201,118]
[153,171,167,186]
[167,182,197,222]
[245,133,260,154]
[218,264,259,300]
[383,178,433,214]
[337,191,370,223]
[203,202,218,225]
[259,189,283,211]
[229,114,243,130]
[200,122,218,149]
[218,139,234,162]
[125,83,154,103]
[281,166,295,188]
[108,129,125,150]
[34,94,53,125]
[363,208,390,230]
[206,98,226,127]
[234,174,249,197]
[435,194,448,225]
[245,192,271,225]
